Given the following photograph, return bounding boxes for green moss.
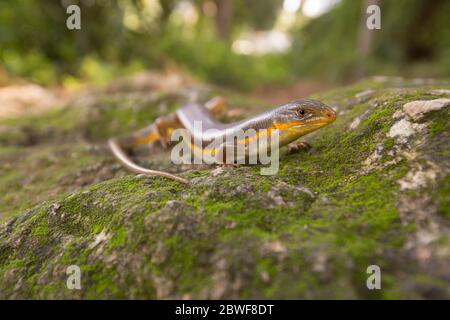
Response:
[0,80,449,299]
[108,227,127,248]
[435,173,450,218]
[425,108,450,137]
[0,143,104,221]
[384,137,396,150]
[81,93,183,140]
[31,217,50,236]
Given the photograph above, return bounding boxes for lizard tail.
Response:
[108,137,189,185]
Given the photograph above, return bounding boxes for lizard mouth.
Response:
[293,115,335,128]
[302,116,330,125]
[273,107,336,130]
[289,109,336,133]
[296,107,336,127]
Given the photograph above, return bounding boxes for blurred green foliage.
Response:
[158,26,289,90]
[0,0,449,89]
[0,0,290,90]
[0,0,133,84]
[290,0,450,80]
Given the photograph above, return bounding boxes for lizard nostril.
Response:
[325,109,336,120]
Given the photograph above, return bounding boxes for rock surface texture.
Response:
[0,78,449,299]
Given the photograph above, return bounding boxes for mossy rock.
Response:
[0,78,449,299]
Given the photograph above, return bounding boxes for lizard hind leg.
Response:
[205,96,228,118]
[108,137,189,184]
[154,114,183,148]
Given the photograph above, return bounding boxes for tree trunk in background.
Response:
[214,0,232,40]
[356,0,381,76]
[159,0,175,24]
[357,0,381,56]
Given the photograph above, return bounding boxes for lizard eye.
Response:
[297,109,305,118]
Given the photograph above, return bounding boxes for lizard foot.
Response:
[287,141,311,154]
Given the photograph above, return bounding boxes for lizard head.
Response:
[271,99,336,143]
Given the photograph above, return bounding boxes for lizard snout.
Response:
[324,107,336,122]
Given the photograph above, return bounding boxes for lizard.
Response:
[108,97,336,184]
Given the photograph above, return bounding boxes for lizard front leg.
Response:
[286,141,311,154]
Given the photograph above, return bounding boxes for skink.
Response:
[108,97,336,184]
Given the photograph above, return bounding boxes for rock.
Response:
[388,119,416,138]
[0,84,64,120]
[349,117,361,130]
[0,78,449,299]
[210,166,225,177]
[429,89,450,95]
[354,89,376,103]
[263,240,287,254]
[349,108,373,130]
[398,166,438,190]
[403,98,450,120]
[88,230,110,250]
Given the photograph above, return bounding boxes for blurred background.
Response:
[1,0,450,97]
